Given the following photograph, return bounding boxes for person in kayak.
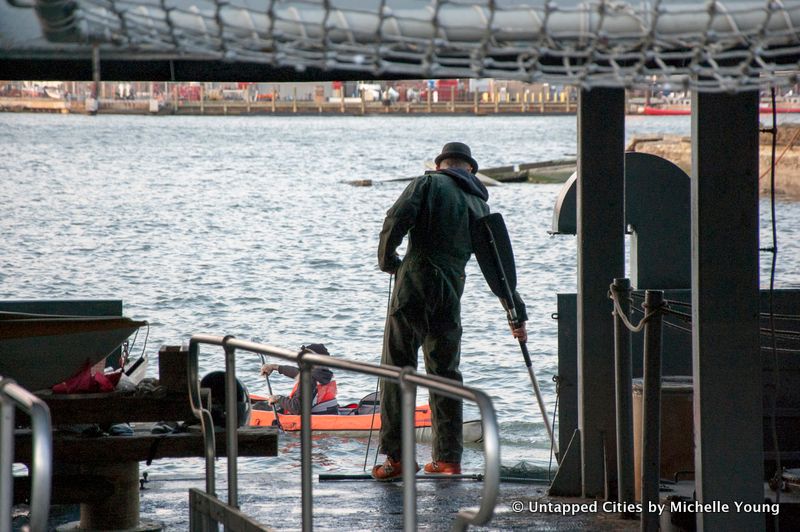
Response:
[372,142,528,481]
[259,343,339,415]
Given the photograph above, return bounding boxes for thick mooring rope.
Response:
[608,286,668,334]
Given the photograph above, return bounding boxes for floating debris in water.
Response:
[345,179,373,187]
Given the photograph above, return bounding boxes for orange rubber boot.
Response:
[372,457,420,482]
[423,461,461,475]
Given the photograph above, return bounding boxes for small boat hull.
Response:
[250,394,483,443]
[0,312,146,391]
[481,159,576,183]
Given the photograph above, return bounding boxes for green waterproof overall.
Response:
[377,171,490,463]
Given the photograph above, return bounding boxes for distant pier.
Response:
[627,124,800,198]
[0,95,586,116]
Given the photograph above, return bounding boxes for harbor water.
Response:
[3,112,800,522]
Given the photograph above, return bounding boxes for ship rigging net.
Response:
[17,0,800,91]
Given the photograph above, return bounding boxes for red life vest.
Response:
[289,378,338,413]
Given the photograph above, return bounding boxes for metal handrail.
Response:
[186,338,220,499]
[188,334,500,532]
[0,377,52,532]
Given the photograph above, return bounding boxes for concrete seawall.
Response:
[627,124,800,198]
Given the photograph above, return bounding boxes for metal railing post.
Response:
[612,278,635,506]
[28,395,52,532]
[0,378,53,532]
[398,372,500,531]
[188,338,217,497]
[300,357,314,532]
[0,391,14,532]
[223,336,239,508]
[400,368,417,532]
[472,392,501,528]
[641,290,664,532]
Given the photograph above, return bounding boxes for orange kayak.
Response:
[249,393,431,432]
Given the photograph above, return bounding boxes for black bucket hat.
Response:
[434,142,478,173]
[301,343,329,356]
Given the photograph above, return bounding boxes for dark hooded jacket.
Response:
[378,168,527,322]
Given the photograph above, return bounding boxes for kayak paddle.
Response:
[259,354,284,432]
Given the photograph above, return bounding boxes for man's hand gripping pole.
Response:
[473,213,558,457]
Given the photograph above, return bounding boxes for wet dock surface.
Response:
[40,469,639,531]
[32,469,800,531]
[30,457,800,531]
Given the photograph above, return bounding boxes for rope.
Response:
[662,307,691,323]
[634,297,800,340]
[634,294,800,325]
[120,322,149,371]
[661,318,693,336]
[363,273,393,471]
[630,305,688,333]
[547,375,561,482]
[362,375,380,472]
[632,305,800,344]
[759,328,800,341]
[608,288,668,333]
[763,313,800,322]
[759,125,800,182]
[635,293,800,323]
[761,346,800,355]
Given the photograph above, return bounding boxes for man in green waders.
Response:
[372,142,528,481]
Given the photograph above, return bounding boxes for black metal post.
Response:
[577,86,626,497]
[641,290,664,532]
[300,363,313,532]
[612,278,635,507]
[223,341,238,508]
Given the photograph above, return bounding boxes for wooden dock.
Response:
[12,345,278,531]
